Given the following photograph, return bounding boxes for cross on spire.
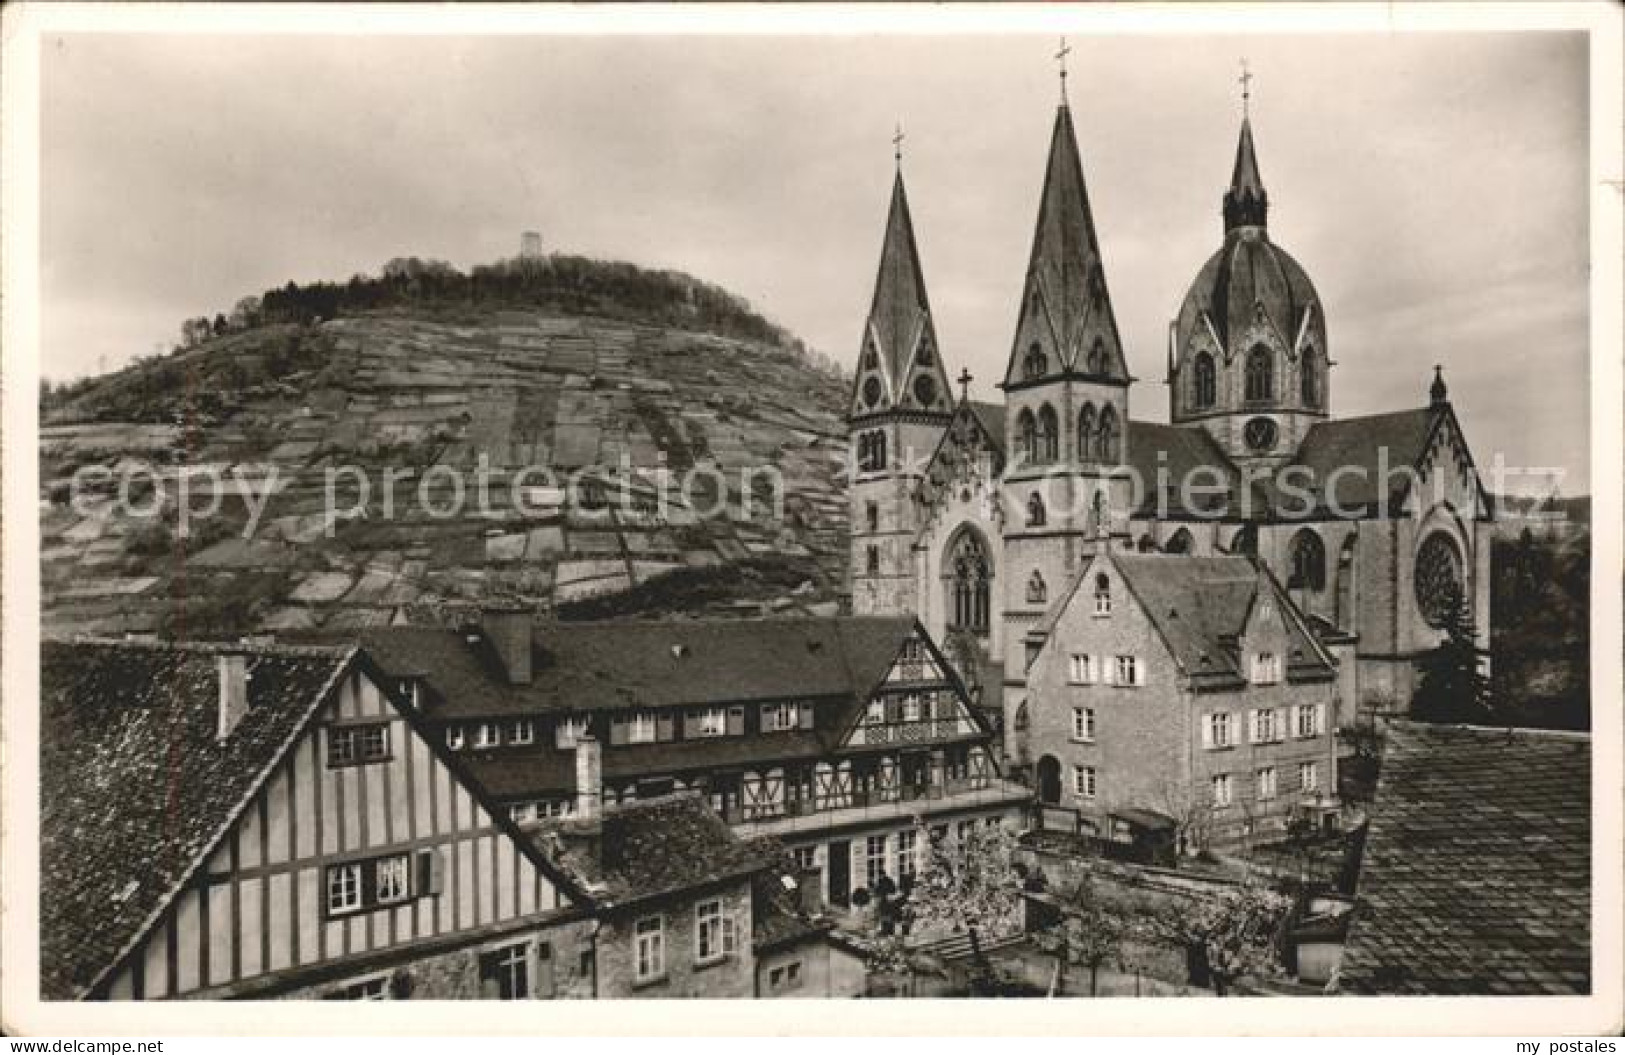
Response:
[1056,37,1072,98]
[893,123,905,167]
[1238,57,1254,117]
[957,367,973,402]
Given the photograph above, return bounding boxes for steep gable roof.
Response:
[1285,407,1438,513]
[1035,553,1335,688]
[1125,420,1260,519]
[40,639,356,1000]
[1339,722,1590,995]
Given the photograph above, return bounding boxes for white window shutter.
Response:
[1248,710,1259,744]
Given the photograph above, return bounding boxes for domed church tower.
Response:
[848,159,957,616]
[1169,112,1329,472]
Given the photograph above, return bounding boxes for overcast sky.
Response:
[41,30,1589,489]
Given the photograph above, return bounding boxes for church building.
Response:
[846,73,1495,816]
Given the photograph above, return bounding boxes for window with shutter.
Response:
[726,706,745,735]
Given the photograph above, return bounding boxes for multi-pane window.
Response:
[480,943,529,1000]
[1295,704,1322,738]
[866,699,885,725]
[1206,712,1233,749]
[1068,654,1094,684]
[900,695,921,722]
[628,712,657,744]
[326,853,417,917]
[1257,767,1278,801]
[1252,708,1280,743]
[763,702,798,732]
[1251,652,1281,685]
[555,716,589,749]
[792,846,818,873]
[328,722,391,767]
[1211,774,1233,808]
[1299,761,1320,793]
[1073,765,1097,800]
[327,862,362,915]
[895,829,918,881]
[473,722,501,749]
[634,917,665,983]
[507,719,534,745]
[696,707,727,737]
[1114,656,1140,686]
[1071,707,1095,742]
[865,834,889,890]
[1093,575,1112,616]
[695,899,737,963]
[445,725,466,750]
[376,854,410,904]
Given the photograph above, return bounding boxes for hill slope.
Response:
[41,305,853,638]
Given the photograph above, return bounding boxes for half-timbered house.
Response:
[40,639,595,1001]
[356,613,1030,912]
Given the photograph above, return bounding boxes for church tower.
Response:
[1169,107,1329,472]
[848,159,956,616]
[999,92,1134,647]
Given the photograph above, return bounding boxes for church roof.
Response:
[1285,406,1438,513]
[1339,722,1590,995]
[849,170,955,419]
[1223,115,1268,232]
[1126,420,1258,519]
[1174,229,1324,359]
[968,400,1007,453]
[1003,104,1128,387]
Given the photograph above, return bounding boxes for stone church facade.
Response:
[846,90,1495,788]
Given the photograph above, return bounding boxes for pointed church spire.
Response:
[1223,114,1269,232]
[849,161,954,419]
[1002,99,1127,386]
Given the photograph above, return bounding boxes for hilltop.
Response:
[40,256,855,638]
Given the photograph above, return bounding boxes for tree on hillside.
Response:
[1411,582,1495,725]
[1143,880,1289,996]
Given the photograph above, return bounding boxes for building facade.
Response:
[358,613,1030,914]
[843,87,1495,786]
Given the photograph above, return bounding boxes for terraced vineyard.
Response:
[41,308,853,638]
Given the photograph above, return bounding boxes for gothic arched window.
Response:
[947,530,992,635]
[1193,352,1217,410]
[1415,532,1464,628]
[1037,404,1059,463]
[1231,524,1258,556]
[1288,529,1326,591]
[1301,356,1319,408]
[1016,409,1037,463]
[1087,339,1107,376]
[1078,403,1096,462]
[1023,343,1048,381]
[1165,527,1193,554]
[1090,490,1107,534]
[1097,405,1120,462]
[858,429,887,472]
[1245,344,1273,402]
[1026,493,1047,528]
[1026,570,1047,605]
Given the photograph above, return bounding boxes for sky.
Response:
[40,29,1590,490]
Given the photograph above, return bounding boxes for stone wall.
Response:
[593,882,755,999]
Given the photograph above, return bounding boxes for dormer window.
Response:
[628,711,658,744]
[445,726,466,751]
[507,719,534,745]
[1251,652,1281,685]
[1093,574,1112,616]
[693,707,727,737]
[473,722,501,749]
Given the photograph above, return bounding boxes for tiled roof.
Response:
[968,401,1007,456]
[1036,553,1334,687]
[545,792,773,908]
[1175,229,1324,358]
[1284,407,1437,513]
[1339,722,1591,995]
[39,638,354,1000]
[359,616,916,720]
[1126,420,1264,519]
[751,862,833,953]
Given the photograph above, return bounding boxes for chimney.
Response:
[217,651,250,741]
[574,736,602,824]
[481,606,533,685]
